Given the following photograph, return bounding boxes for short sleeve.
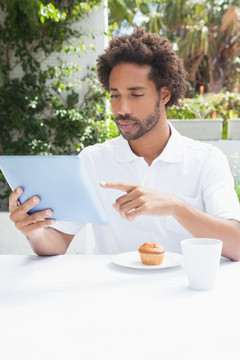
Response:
[49,221,85,235]
[202,147,240,221]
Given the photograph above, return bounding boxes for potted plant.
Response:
[167,94,223,140]
[167,92,240,140]
[228,118,240,140]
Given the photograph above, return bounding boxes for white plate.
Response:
[112,251,183,270]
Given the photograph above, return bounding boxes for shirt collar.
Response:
[155,122,184,163]
[114,136,140,163]
[114,122,184,164]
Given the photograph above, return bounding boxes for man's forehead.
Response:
[110,62,151,75]
[109,63,153,89]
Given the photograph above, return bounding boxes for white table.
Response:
[0,254,239,360]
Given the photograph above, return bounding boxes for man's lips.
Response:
[117,121,137,132]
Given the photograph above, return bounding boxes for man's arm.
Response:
[9,187,74,256]
[173,200,240,261]
[101,181,240,261]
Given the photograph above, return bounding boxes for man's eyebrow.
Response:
[128,86,147,90]
[109,86,147,91]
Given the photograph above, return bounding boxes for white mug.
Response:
[181,238,223,291]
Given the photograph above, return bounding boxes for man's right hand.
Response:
[9,187,55,237]
[8,188,73,256]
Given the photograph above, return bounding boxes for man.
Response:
[9,28,240,260]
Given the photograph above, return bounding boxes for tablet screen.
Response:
[0,155,108,224]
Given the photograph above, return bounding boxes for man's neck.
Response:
[128,121,171,166]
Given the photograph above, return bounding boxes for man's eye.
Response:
[132,94,144,97]
[110,94,119,98]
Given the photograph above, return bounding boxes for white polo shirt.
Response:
[51,125,240,254]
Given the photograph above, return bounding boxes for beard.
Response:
[115,98,161,141]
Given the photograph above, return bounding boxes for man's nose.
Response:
[117,99,132,116]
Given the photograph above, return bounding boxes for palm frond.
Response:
[108,0,135,24]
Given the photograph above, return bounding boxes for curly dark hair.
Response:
[97,28,188,107]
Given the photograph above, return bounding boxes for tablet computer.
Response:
[0,155,108,224]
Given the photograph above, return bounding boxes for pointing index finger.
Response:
[100,181,136,193]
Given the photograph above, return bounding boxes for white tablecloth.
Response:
[0,254,239,360]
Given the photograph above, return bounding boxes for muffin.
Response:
[138,242,165,265]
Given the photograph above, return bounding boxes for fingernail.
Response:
[46,210,52,216]
[49,220,56,224]
[33,196,39,203]
[100,181,106,186]
[17,187,22,193]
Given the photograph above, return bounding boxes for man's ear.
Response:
[160,87,171,105]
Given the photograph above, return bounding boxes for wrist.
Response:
[170,195,185,217]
